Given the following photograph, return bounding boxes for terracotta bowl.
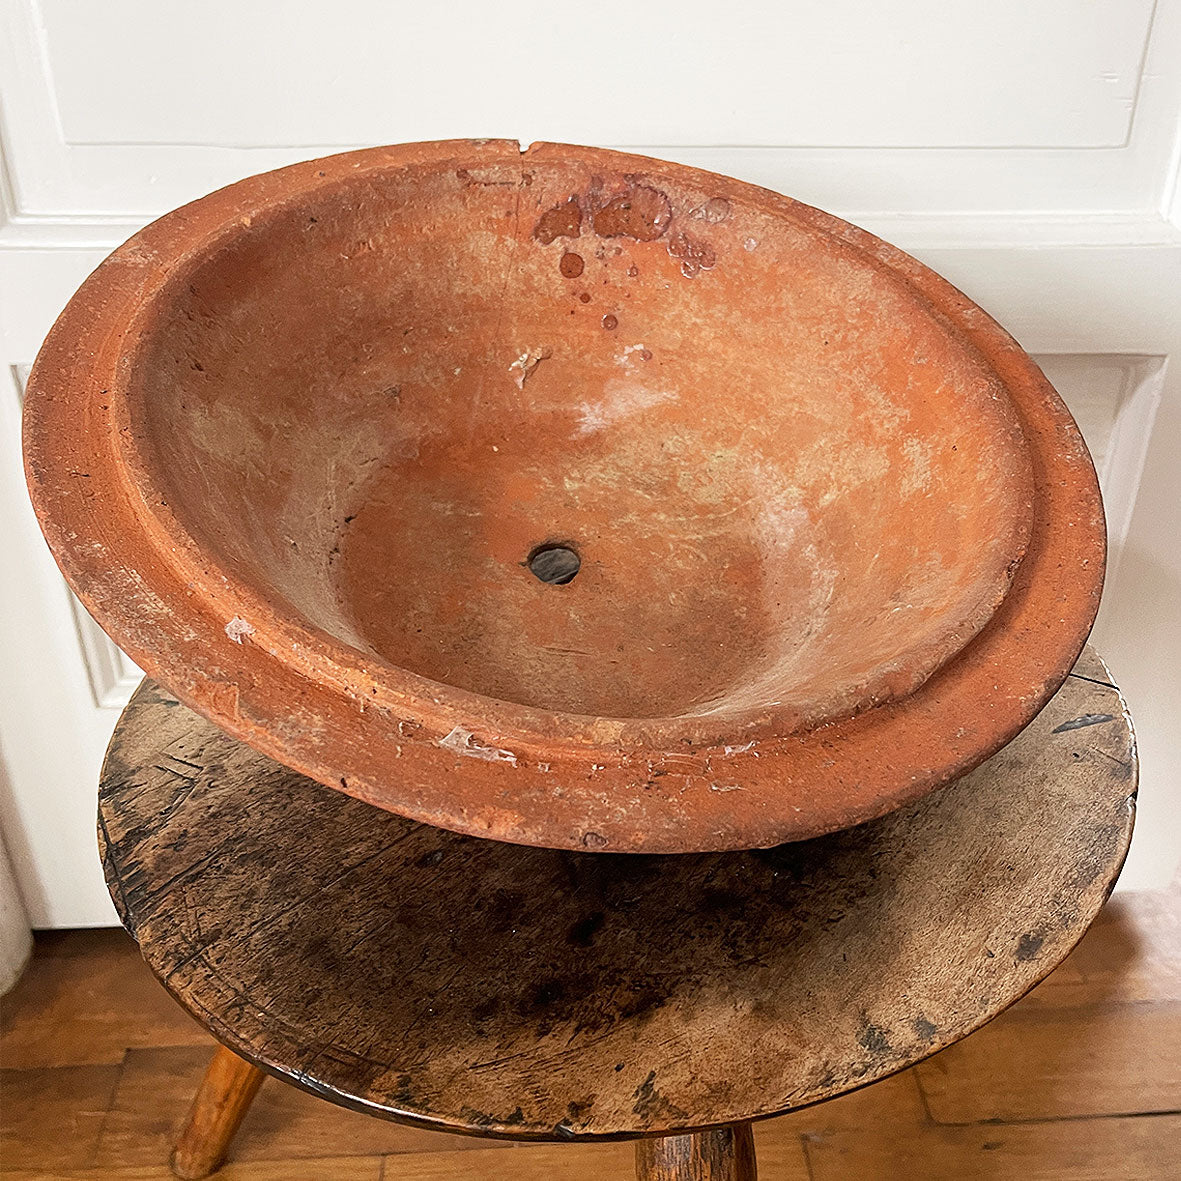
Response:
[24,141,1104,852]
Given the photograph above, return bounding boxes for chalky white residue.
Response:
[224,616,255,644]
[723,740,756,755]
[710,783,743,793]
[509,347,549,389]
[615,343,649,366]
[438,726,517,765]
[509,352,531,385]
[576,380,675,437]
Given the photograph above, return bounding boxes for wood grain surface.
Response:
[635,1124,756,1180]
[170,1046,266,1179]
[96,648,1135,1140]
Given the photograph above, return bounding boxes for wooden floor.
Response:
[2,890,1179,1180]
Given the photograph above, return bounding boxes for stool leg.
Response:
[170,1045,267,1179]
[635,1123,756,1181]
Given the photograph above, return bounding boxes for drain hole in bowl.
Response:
[528,544,580,585]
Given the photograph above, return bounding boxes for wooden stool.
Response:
[97,647,1135,1180]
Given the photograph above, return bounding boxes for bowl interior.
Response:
[127,156,1031,735]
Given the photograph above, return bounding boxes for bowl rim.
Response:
[23,139,1105,852]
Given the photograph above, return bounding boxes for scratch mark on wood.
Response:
[164,752,205,772]
[1089,746,1132,771]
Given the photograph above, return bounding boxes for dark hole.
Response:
[528,544,580,585]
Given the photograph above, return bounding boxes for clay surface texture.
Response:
[24,141,1105,851]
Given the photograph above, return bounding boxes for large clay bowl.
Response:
[23,141,1104,852]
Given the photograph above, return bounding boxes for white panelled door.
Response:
[1,0,1178,925]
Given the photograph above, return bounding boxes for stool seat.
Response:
[98,647,1134,1147]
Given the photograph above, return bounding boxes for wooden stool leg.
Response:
[170,1046,267,1180]
[635,1123,756,1180]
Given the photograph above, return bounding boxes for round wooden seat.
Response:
[98,647,1134,1178]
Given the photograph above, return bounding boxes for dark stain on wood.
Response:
[1016,932,1046,961]
[913,1016,938,1042]
[858,1017,894,1056]
[633,1071,689,1124]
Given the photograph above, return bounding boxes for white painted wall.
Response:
[0,827,31,992]
[1,0,1178,924]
